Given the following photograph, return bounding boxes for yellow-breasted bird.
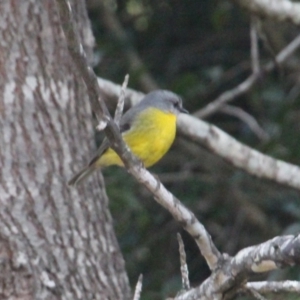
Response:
[68,90,188,186]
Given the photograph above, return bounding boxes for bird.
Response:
[68,90,188,186]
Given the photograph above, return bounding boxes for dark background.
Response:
[87,0,300,298]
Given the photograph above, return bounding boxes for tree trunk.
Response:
[0,1,130,299]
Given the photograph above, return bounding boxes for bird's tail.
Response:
[68,165,96,187]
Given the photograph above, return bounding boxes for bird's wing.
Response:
[119,106,140,132]
[88,138,110,167]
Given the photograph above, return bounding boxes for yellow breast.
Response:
[98,107,177,168]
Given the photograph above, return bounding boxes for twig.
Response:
[220,104,269,141]
[114,74,129,126]
[132,274,143,300]
[246,287,267,300]
[266,34,300,68]
[250,16,260,74]
[177,233,190,290]
[195,34,300,118]
[286,83,300,104]
[97,76,144,107]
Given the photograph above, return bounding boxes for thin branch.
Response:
[286,83,300,104]
[195,74,256,118]
[250,16,260,74]
[132,274,143,300]
[266,33,300,67]
[114,74,129,126]
[97,76,144,106]
[219,104,269,141]
[177,233,190,290]
[246,288,267,300]
[254,18,278,61]
[232,0,300,25]
[195,34,300,119]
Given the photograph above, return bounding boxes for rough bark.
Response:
[0,1,130,299]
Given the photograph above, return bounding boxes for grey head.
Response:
[138,90,188,115]
[120,90,188,132]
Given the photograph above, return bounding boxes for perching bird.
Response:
[68,90,188,186]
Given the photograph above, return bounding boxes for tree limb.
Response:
[178,114,300,190]
[173,235,300,300]
[246,280,300,294]
[232,0,300,25]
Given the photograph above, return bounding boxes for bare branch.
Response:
[246,288,267,300]
[174,235,300,299]
[267,33,300,66]
[178,114,300,190]
[114,74,129,126]
[232,235,300,273]
[250,16,260,74]
[195,34,300,119]
[232,0,300,25]
[195,74,256,119]
[177,233,190,290]
[219,105,269,141]
[246,280,300,294]
[131,168,221,270]
[132,274,143,300]
[97,76,144,106]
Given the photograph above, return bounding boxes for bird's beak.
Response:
[179,107,189,114]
